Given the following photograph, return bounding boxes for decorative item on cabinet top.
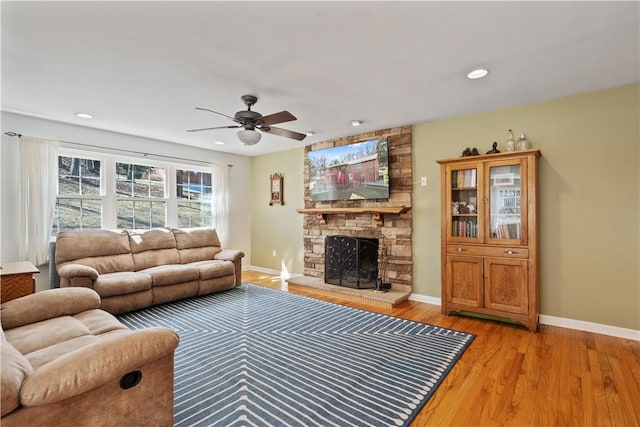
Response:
[516,133,529,150]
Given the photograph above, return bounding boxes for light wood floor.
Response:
[243,270,640,427]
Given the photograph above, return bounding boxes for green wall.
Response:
[413,83,639,330]
[252,83,639,330]
[250,148,305,274]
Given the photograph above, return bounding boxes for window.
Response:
[52,156,103,236]
[176,169,212,227]
[116,162,166,229]
[52,151,213,235]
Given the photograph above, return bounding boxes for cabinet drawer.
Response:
[446,244,529,259]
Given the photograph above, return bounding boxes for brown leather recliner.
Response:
[1,287,179,427]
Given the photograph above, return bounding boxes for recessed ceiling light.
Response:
[351,120,362,127]
[214,141,225,145]
[75,112,93,119]
[305,131,315,136]
[467,68,489,80]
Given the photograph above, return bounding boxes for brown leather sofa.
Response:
[55,227,244,314]
[0,287,179,426]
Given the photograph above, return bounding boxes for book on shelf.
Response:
[494,223,520,239]
[452,219,477,238]
[452,169,478,190]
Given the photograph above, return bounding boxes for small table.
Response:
[1,261,39,303]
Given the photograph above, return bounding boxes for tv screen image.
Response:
[308,138,389,201]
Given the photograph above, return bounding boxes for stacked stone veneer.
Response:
[302,126,413,293]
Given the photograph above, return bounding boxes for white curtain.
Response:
[211,163,230,248]
[18,136,59,265]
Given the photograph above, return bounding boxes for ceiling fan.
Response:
[187,95,307,145]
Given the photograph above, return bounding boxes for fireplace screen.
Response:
[324,235,379,289]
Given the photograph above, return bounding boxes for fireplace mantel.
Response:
[296,206,410,227]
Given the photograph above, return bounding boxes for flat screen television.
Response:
[308,138,389,201]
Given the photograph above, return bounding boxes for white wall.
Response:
[1,112,252,290]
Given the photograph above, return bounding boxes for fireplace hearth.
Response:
[324,235,379,289]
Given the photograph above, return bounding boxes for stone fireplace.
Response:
[300,126,413,294]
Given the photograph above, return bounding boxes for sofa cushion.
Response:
[179,246,222,264]
[129,229,181,270]
[99,290,153,315]
[93,272,152,298]
[1,329,33,417]
[56,230,136,274]
[128,228,176,253]
[0,288,101,330]
[173,227,221,249]
[56,229,131,263]
[142,264,199,286]
[25,335,99,370]
[133,248,180,271]
[190,260,235,280]
[4,316,92,356]
[73,309,129,336]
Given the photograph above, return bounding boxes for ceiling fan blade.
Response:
[259,110,297,126]
[261,126,307,141]
[195,107,237,121]
[187,125,241,132]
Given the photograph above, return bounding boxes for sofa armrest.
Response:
[215,249,245,286]
[58,263,99,281]
[20,327,179,407]
[0,288,101,330]
[214,249,245,263]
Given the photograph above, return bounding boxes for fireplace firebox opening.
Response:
[324,235,379,289]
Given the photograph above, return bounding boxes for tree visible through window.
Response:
[52,153,214,236]
[52,156,102,235]
[116,162,166,229]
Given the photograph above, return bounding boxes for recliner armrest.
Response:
[0,288,101,330]
[214,249,245,263]
[58,263,99,280]
[20,327,179,407]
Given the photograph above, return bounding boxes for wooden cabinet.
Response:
[437,149,540,331]
[1,261,38,303]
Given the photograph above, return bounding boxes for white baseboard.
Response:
[243,265,303,279]
[538,315,640,341]
[408,292,639,341]
[408,293,442,306]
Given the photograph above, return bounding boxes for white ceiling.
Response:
[2,1,639,156]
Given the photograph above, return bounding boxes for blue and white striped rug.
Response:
[118,283,474,426]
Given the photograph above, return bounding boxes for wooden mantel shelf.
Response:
[296,206,410,227]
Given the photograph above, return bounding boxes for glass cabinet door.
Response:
[448,166,481,241]
[487,160,527,244]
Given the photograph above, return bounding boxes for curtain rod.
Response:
[3,131,233,167]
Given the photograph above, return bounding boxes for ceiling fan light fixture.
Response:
[237,129,262,145]
[467,68,489,79]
